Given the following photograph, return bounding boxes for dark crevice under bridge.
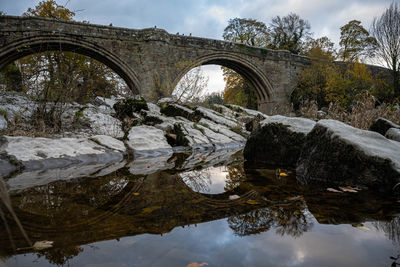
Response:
[0,15,314,113]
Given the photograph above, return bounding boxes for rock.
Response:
[386,128,400,142]
[198,118,246,142]
[147,103,161,114]
[0,136,124,171]
[296,119,400,191]
[113,97,148,119]
[0,91,36,123]
[90,135,126,152]
[212,104,237,120]
[195,106,238,128]
[244,115,316,167]
[126,125,173,157]
[160,103,197,120]
[180,122,214,150]
[369,117,400,136]
[245,114,265,132]
[0,115,7,130]
[194,123,238,150]
[93,96,119,108]
[157,97,175,106]
[82,108,124,138]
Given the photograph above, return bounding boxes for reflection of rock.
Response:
[6,160,127,192]
[244,116,315,167]
[297,120,400,190]
[127,155,174,175]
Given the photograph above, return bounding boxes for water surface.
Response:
[1,151,400,267]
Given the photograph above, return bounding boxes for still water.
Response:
[1,150,400,267]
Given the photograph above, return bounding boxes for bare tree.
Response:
[173,67,209,104]
[371,3,400,98]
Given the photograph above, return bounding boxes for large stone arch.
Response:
[172,53,274,103]
[0,35,141,94]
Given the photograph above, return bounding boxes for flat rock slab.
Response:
[0,136,123,171]
[90,135,126,152]
[195,107,238,128]
[126,125,173,157]
[297,119,400,191]
[244,115,316,167]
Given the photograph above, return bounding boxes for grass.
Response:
[298,94,400,130]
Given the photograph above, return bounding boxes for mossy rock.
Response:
[161,103,200,121]
[114,97,148,120]
[165,123,189,147]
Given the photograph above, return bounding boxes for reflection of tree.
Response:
[36,246,83,266]
[228,208,273,236]
[374,216,400,244]
[224,161,246,192]
[180,170,211,193]
[228,199,313,238]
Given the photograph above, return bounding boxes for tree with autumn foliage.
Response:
[338,20,377,62]
[222,18,267,109]
[7,0,130,131]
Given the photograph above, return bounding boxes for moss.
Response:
[114,97,148,120]
[0,109,8,118]
[160,104,194,120]
[198,122,209,129]
[210,105,223,114]
[144,115,163,125]
[165,123,189,147]
[193,123,205,135]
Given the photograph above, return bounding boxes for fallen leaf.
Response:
[141,206,161,214]
[146,165,151,168]
[279,172,288,177]
[133,192,140,196]
[246,199,258,205]
[339,186,359,193]
[229,195,240,200]
[357,225,371,231]
[186,262,208,267]
[166,133,177,140]
[33,240,54,251]
[327,188,342,193]
[167,156,178,163]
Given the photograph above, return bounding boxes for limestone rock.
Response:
[0,115,7,130]
[369,117,400,136]
[0,91,36,123]
[386,128,400,142]
[244,115,316,167]
[296,119,400,191]
[90,135,126,152]
[0,136,124,171]
[82,108,124,138]
[160,103,196,120]
[195,106,238,128]
[198,118,246,142]
[126,125,173,157]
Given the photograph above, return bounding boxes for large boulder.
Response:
[386,128,400,142]
[296,120,400,191]
[244,115,316,167]
[369,117,400,136]
[126,125,173,157]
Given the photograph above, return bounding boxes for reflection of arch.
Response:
[0,35,140,94]
[173,53,274,102]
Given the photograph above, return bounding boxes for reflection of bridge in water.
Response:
[1,164,400,260]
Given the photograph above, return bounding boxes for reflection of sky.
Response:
[182,166,229,194]
[5,217,399,267]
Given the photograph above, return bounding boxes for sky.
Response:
[0,0,396,94]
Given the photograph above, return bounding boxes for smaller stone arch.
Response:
[0,35,141,94]
[173,53,274,103]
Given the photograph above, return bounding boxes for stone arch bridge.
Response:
[0,16,312,114]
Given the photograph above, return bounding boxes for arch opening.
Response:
[0,37,140,95]
[172,54,273,110]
